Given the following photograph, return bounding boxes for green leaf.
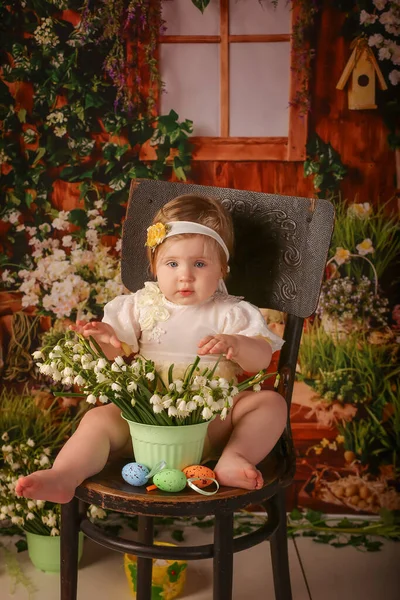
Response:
[304,510,324,525]
[15,539,28,553]
[171,529,184,542]
[69,208,88,228]
[191,0,211,13]
[32,147,46,167]
[289,508,303,521]
[17,108,26,123]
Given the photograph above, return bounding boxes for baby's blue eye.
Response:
[167,261,178,268]
[195,261,206,268]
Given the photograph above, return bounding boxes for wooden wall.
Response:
[186,6,396,206]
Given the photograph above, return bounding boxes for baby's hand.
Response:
[72,320,122,349]
[197,334,239,361]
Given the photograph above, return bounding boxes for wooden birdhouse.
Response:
[336,40,387,110]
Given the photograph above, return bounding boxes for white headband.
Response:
[165,221,229,260]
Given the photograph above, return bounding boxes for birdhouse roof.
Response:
[336,43,388,91]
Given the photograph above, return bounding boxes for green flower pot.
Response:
[26,531,84,573]
[122,417,210,470]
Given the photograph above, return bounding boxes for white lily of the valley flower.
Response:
[150,394,162,405]
[99,395,109,404]
[127,381,137,392]
[201,407,213,420]
[253,384,261,392]
[86,394,97,404]
[146,372,155,381]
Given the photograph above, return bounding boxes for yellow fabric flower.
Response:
[145,222,169,250]
[356,238,374,256]
[333,247,351,265]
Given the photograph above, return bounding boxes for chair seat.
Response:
[75,450,295,517]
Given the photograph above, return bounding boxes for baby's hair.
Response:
[148,194,234,277]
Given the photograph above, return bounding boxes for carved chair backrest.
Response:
[122,180,334,410]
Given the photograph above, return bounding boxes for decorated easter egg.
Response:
[121,462,150,486]
[183,465,216,489]
[153,469,187,493]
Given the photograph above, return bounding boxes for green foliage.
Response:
[329,199,400,281]
[298,323,399,405]
[288,508,400,551]
[0,387,85,453]
[0,2,193,277]
[304,134,347,199]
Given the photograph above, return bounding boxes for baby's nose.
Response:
[179,265,194,280]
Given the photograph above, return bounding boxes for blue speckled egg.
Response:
[153,469,187,493]
[121,462,150,486]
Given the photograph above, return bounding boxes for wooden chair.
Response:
[60,180,334,600]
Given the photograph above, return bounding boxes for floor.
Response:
[1,516,399,600]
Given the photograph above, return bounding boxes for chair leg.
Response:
[269,489,293,600]
[213,512,234,600]
[60,497,80,600]
[136,515,154,600]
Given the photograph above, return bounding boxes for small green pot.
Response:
[122,417,210,470]
[25,531,84,573]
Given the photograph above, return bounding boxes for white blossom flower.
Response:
[86,394,97,405]
[347,202,371,219]
[89,505,107,520]
[146,372,155,381]
[202,407,213,420]
[99,395,109,404]
[360,10,378,25]
[389,69,400,85]
[356,238,375,255]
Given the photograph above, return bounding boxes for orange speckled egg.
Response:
[183,465,216,489]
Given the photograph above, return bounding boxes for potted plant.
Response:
[33,331,274,470]
[0,389,85,571]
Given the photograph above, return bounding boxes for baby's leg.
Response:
[210,390,287,490]
[15,403,130,504]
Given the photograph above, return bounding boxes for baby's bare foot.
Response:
[214,452,264,490]
[15,470,77,504]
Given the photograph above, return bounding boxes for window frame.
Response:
[154,1,307,162]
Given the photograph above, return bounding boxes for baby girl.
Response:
[16,193,287,503]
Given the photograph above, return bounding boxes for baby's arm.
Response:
[74,320,126,361]
[198,334,272,372]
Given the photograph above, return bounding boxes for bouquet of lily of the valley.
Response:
[0,435,61,536]
[34,331,275,426]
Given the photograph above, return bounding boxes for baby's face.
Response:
[155,235,222,305]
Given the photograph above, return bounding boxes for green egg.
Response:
[153,469,187,492]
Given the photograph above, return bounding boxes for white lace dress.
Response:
[102,282,284,380]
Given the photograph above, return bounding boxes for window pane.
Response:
[229,42,290,137]
[229,0,290,35]
[160,44,220,136]
[162,0,220,36]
